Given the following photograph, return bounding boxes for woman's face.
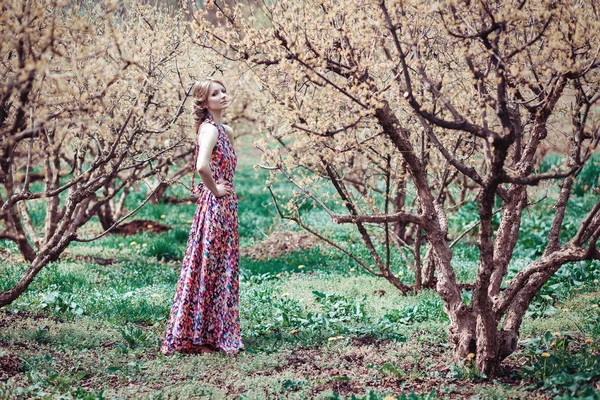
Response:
[205,82,229,112]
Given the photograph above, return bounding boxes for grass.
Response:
[1,136,600,399]
[2,268,598,398]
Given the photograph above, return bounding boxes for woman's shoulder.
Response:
[222,124,233,135]
[198,122,219,135]
[197,123,219,145]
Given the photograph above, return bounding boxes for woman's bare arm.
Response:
[196,124,232,198]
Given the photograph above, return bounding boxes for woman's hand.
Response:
[213,179,233,198]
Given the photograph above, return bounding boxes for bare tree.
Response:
[0,0,206,306]
[193,0,600,374]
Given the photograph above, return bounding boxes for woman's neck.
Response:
[209,110,223,125]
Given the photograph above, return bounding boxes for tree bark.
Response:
[97,202,115,231]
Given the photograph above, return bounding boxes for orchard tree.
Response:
[194,0,600,374]
[0,0,215,306]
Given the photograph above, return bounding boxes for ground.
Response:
[1,135,599,399]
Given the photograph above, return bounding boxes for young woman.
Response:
[160,78,243,355]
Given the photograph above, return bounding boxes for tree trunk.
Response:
[450,310,518,376]
[5,209,37,262]
[448,307,476,360]
[474,326,518,375]
[149,182,169,204]
[16,237,37,263]
[413,234,423,292]
[0,237,71,307]
[393,180,408,243]
[97,203,115,231]
[422,249,436,288]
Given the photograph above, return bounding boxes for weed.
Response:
[146,239,183,262]
[0,369,107,400]
[313,290,367,325]
[144,230,186,261]
[537,153,564,174]
[577,299,600,340]
[446,359,484,381]
[325,389,437,400]
[117,324,151,349]
[241,271,281,284]
[375,361,406,380]
[381,297,448,325]
[29,327,53,345]
[37,289,85,318]
[526,260,600,319]
[281,378,308,391]
[573,152,600,196]
[520,331,600,398]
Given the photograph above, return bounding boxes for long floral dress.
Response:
[160,113,242,354]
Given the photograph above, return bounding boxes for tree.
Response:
[193,0,600,374]
[0,0,204,306]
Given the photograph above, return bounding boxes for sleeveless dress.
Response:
[160,113,242,354]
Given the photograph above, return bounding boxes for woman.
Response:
[160,78,243,355]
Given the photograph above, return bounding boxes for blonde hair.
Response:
[192,78,227,135]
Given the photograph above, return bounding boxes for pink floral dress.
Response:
[161,113,242,354]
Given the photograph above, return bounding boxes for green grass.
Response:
[2,259,598,398]
[1,136,600,398]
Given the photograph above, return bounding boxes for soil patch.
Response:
[111,220,171,235]
[242,231,322,260]
[351,335,390,347]
[0,311,63,327]
[312,379,360,396]
[163,197,196,204]
[0,353,20,381]
[74,255,116,266]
